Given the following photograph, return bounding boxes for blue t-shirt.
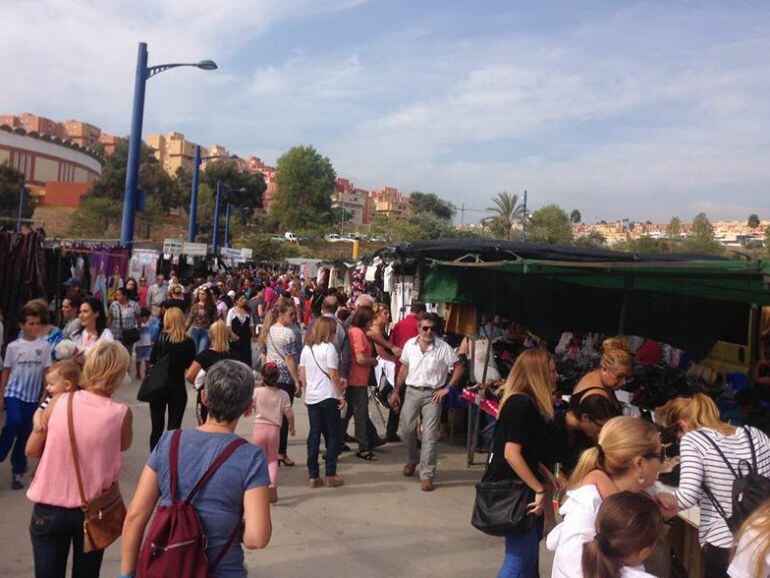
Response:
[147,429,270,577]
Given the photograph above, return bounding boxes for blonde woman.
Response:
[656,394,770,578]
[148,307,196,450]
[185,321,233,425]
[487,348,557,577]
[729,499,770,578]
[26,341,132,577]
[571,337,631,412]
[547,416,665,578]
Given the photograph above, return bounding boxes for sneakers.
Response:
[323,475,344,488]
[308,478,323,489]
[11,474,24,490]
[420,478,434,492]
[402,463,417,477]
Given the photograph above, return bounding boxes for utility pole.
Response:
[522,190,528,241]
[460,203,465,226]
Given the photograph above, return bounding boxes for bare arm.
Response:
[121,407,133,452]
[26,395,61,458]
[0,368,9,411]
[285,356,301,393]
[242,486,272,549]
[185,361,202,384]
[505,441,546,514]
[120,466,161,575]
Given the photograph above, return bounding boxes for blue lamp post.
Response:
[120,42,217,248]
[188,145,236,242]
[224,203,232,248]
[212,183,245,257]
[16,187,25,231]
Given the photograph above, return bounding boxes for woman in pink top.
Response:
[253,363,294,504]
[26,340,133,577]
[347,307,378,461]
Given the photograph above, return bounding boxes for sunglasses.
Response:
[643,447,667,461]
[421,326,435,332]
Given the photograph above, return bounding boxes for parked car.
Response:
[325,233,344,242]
[284,231,298,242]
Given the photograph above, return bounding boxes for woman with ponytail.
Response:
[571,337,632,412]
[582,492,663,578]
[547,416,665,578]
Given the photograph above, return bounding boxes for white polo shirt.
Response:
[400,336,459,390]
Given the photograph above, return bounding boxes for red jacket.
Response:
[390,313,420,378]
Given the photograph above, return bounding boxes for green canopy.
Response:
[421,259,770,356]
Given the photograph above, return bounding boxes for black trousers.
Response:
[278,381,295,455]
[702,543,731,578]
[149,386,187,450]
[30,503,104,578]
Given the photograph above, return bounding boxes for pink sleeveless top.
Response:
[27,390,128,507]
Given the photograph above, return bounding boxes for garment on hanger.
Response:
[445,303,478,336]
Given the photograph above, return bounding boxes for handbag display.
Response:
[138,336,170,402]
[471,451,535,536]
[67,392,126,553]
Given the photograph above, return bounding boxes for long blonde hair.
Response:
[163,308,187,343]
[569,416,659,489]
[208,320,230,353]
[601,337,632,370]
[660,393,735,436]
[499,348,554,420]
[83,341,130,396]
[735,499,770,578]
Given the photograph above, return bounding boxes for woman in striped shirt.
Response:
[658,394,770,578]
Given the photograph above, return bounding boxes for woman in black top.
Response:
[488,348,557,578]
[148,307,196,450]
[185,321,233,425]
[226,294,254,367]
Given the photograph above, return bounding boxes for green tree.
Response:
[570,209,582,224]
[748,214,761,229]
[682,212,723,254]
[484,192,525,240]
[574,230,607,248]
[409,192,455,221]
[270,146,335,231]
[68,195,123,237]
[618,236,666,254]
[201,159,265,220]
[0,163,35,220]
[666,216,682,239]
[526,204,573,244]
[765,226,770,257]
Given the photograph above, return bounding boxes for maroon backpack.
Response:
[136,430,248,578]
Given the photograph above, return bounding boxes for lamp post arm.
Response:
[146,63,204,79]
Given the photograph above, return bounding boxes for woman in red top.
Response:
[347,308,378,461]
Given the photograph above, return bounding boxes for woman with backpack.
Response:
[148,308,196,450]
[121,359,272,578]
[656,394,770,578]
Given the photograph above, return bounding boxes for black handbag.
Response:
[117,303,140,347]
[471,452,535,536]
[137,337,170,402]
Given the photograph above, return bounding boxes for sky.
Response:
[3,0,770,223]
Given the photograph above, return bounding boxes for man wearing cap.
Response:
[390,312,463,491]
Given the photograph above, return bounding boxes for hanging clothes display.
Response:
[0,231,47,345]
[445,303,478,336]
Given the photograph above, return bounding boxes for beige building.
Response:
[63,120,101,149]
[368,187,410,220]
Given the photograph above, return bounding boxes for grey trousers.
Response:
[401,386,442,480]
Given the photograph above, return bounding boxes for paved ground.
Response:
[0,377,553,577]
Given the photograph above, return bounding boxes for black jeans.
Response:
[345,387,372,452]
[30,503,104,578]
[307,398,341,478]
[702,543,731,578]
[278,381,295,455]
[149,386,187,450]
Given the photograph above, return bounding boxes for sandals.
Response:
[278,455,295,467]
[355,451,377,461]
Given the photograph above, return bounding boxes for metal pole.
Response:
[212,179,222,257]
[188,144,201,242]
[16,187,25,231]
[120,42,149,248]
[224,203,231,248]
[521,189,528,241]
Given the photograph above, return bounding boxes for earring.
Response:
[638,476,646,485]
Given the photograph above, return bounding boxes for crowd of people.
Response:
[0,264,768,578]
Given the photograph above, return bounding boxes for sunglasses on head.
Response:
[421,326,435,332]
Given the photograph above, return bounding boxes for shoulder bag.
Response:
[117,302,140,348]
[309,345,332,381]
[138,335,171,402]
[471,450,535,536]
[67,392,126,552]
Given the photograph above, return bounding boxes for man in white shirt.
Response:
[390,312,463,491]
[147,275,167,317]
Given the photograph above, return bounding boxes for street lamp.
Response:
[16,187,25,231]
[188,145,238,242]
[120,42,217,248]
[212,182,245,257]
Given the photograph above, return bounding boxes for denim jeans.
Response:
[30,503,104,578]
[190,326,210,354]
[307,398,341,478]
[278,381,296,455]
[0,396,38,475]
[497,526,540,578]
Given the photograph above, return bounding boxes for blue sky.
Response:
[3,0,770,222]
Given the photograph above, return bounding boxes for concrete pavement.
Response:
[0,378,553,577]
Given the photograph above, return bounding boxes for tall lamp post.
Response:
[188,146,236,242]
[212,183,245,257]
[120,41,217,248]
[16,187,25,231]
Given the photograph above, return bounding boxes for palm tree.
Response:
[485,191,525,240]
